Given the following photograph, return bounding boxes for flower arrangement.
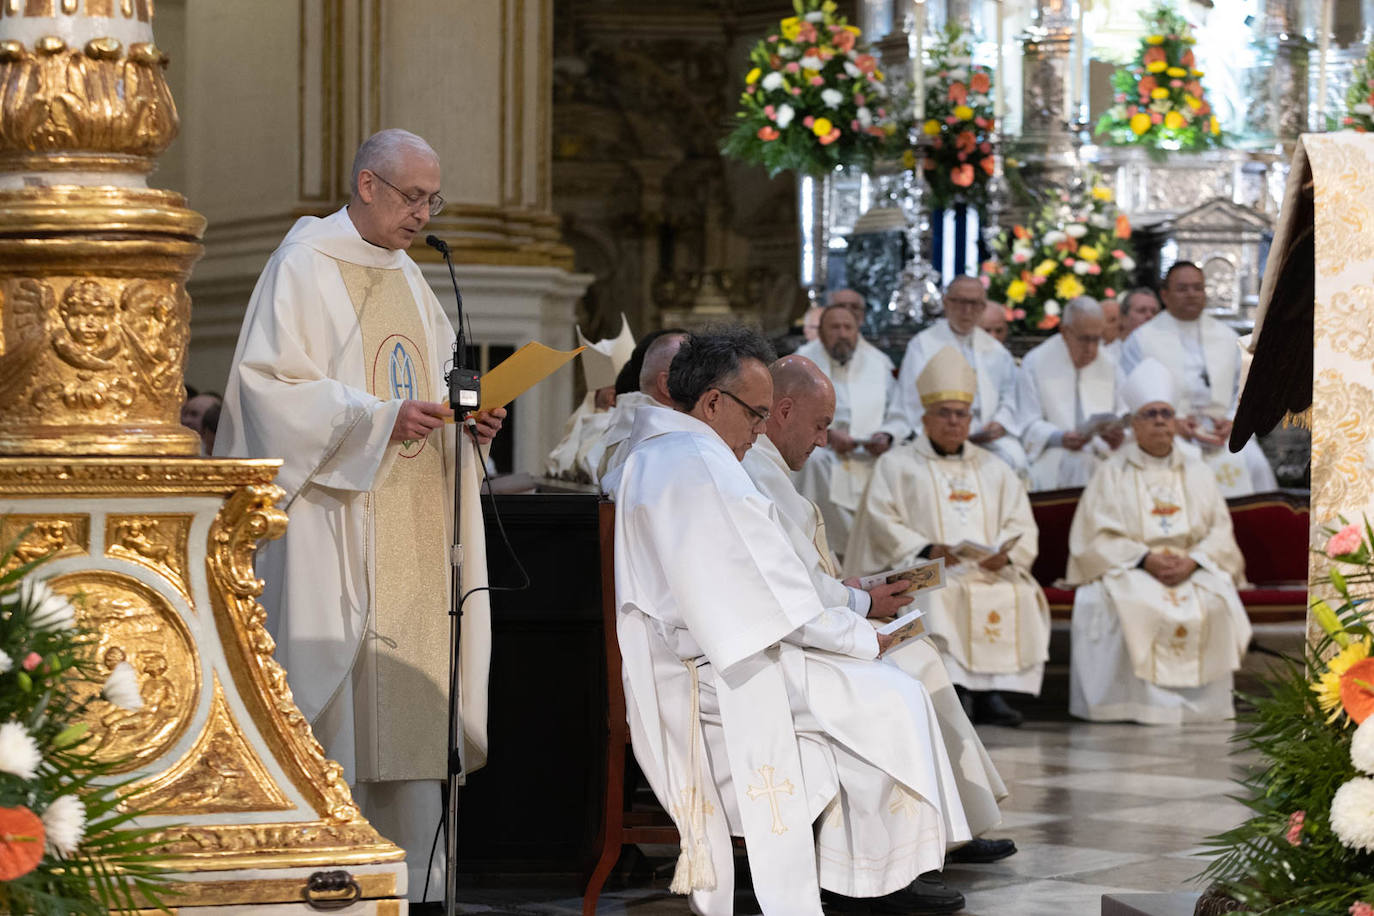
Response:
[721,0,897,177]
[1200,519,1374,911]
[979,180,1136,331]
[0,534,169,914]
[896,24,998,210]
[1341,42,1374,132]
[1095,1,1222,152]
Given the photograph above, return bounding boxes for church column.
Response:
[175,0,590,473]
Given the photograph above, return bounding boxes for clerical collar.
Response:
[930,439,965,458]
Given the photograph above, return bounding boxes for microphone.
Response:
[428,234,480,411]
[426,234,450,256]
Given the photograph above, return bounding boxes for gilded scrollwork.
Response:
[0,513,88,570]
[1309,368,1374,522]
[105,514,191,602]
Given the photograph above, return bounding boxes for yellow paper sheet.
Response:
[479,342,583,411]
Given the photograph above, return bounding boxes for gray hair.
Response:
[350,129,438,195]
[638,332,687,393]
[1063,296,1102,326]
[1122,286,1160,309]
[667,326,776,411]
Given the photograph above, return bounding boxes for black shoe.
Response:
[974,691,1024,728]
[822,874,966,914]
[954,685,975,721]
[947,836,1017,863]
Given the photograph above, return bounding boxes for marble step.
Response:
[1101,892,1202,916]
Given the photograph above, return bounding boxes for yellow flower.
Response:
[901,148,917,169]
[1033,259,1057,277]
[1151,87,1170,100]
[746,67,761,84]
[1091,186,1114,201]
[844,24,860,35]
[1191,68,1205,76]
[923,118,941,136]
[1146,34,1165,44]
[780,16,801,40]
[1313,639,1372,722]
[1078,245,1099,261]
[953,105,975,120]
[1006,279,1029,303]
[1164,110,1185,129]
[1130,112,1152,135]
[874,69,885,81]
[822,0,838,12]
[1210,115,1220,135]
[812,117,834,137]
[1146,60,1168,74]
[1184,94,1202,110]
[1167,67,1187,78]
[1055,274,1085,300]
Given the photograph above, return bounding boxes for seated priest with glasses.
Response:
[845,347,1049,728]
[1065,358,1251,724]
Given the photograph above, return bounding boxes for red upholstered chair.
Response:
[1029,487,1084,619]
[1227,492,1309,622]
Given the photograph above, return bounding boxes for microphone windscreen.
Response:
[425,234,449,254]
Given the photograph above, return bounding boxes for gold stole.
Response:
[338,259,450,781]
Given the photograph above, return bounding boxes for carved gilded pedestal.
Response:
[0,3,404,912]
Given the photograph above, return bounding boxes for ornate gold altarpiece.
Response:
[0,2,404,911]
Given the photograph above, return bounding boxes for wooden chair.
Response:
[582,500,679,915]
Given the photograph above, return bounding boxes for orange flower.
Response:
[1037,314,1061,330]
[955,130,977,154]
[948,82,968,105]
[979,156,995,176]
[818,128,842,146]
[1143,46,1167,66]
[1012,224,1029,240]
[757,125,779,141]
[1342,658,1374,724]
[834,30,856,52]
[950,163,975,187]
[854,54,878,74]
[0,806,44,881]
[1114,213,1131,238]
[970,71,990,94]
[1138,75,1158,95]
[1181,49,1196,68]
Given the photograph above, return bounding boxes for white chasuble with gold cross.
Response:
[844,437,1050,693]
[1067,444,1249,700]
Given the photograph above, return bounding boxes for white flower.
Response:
[868,79,888,98]
[0,650,11,675]
[800,55,824,71]
[41,794,86,858]
[778,44,799,59]
[1011,250,1030,264]
[1074,260,1092,275]
[776,104,795,128]
[804,10,824,21]
[761,71,784,92]
[948,67,969,81]
[1119,255,1136,272]
[1065,223,1089,239]
[844,61,862,79]
[1044,230,1067,246]
[1089,213,1112,229]
[1331,777,1374,852]
[1356,102,1374,115]
[0,721,41,780]
[857,106,873,128]
[1044,300,1062,317]
[1353,717,1374,775]
[102,662,143,711]
[821,88,844,108]
[22,579,75,632]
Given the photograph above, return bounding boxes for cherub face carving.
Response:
[60,280,119,349]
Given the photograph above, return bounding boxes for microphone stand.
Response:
[426,234,479,916]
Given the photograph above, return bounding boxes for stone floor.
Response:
[449,716,1256,915]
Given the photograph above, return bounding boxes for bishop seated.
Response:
[1065,358,1252,725]
[1014,296,1125,493]
[845,346,1050,728]
[544,317,636,482]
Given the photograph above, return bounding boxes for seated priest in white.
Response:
[744,354,1015,868]
[1104,287,1158,362]
[792,302,910,559]
[896,277,1028,477]
[846,346,1050,728]
[586,330,686,490]
[979,301,1010,346]
[1119,263,1277,497]
[606,327,972,916]
[544,315,635,481]
[1015,296,1125,492]
[1065,358,1252,725]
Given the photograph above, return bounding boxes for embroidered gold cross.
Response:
[1163,589,1186,608]
[746,764,795,835]
[888,785,921,820]
[1216,464,1241,487]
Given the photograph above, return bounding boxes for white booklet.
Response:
[949,534,1021,564]
[1076,411,1125,438]
[877,606,928,648]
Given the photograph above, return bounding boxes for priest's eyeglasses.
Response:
[1135,406,1175,421]
[369,171,445,216]
[715,388,770,427]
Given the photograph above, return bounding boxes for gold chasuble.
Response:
[337,259,450,781]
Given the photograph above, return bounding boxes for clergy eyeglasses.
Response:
[1135,407,1175,421]
[369,171,445,216]
[715,388,770,427]
[931,407,972,421]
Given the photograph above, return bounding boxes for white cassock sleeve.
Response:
[1013,360,1061,459]
[1185,466,1247,583]
[1066,463,1148,583]
[216,249,402,500]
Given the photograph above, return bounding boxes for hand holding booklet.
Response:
[853,557,945,650]
[1075,411,1125,438]
[948,533,1021,564]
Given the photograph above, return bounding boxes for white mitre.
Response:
[917,345,977,406]
[575,314,636,391]
[1121,357,1177,412]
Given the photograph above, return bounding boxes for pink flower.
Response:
[855,93,866,106]
[1103,288,1116,299]
[1031,275,1047,287]
[819,49,834,61]
[791,87,802,95]
[764,105,776,118]
[768,34,778,42]
[746,85,756,94]
[1012,308,1026,319]
[1170,79,1183,88]
[21,652,40,672]
[785,61,800,73]
[1350,902,1374,916]
[945,115,958,125]
[1115,93,1126,103]
[1327,523,1364,557]
[1112,249,1125,259]
[1127,106,1138,116]
[1063,258,1076,267]
[877,107,887,118]
[975,116,988,128]
[1087,263,1101,275]
[1150,112,1164,125]
[809,75,825,86]
[803,115,815,128]
[1286,810,1305,846]
[851,119,860,130]
[979,274,991,289]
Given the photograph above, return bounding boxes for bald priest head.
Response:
[917,345,976,454]
[667,327,777,460]
[765,355,837,471]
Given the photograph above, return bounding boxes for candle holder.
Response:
[887,134,944,322]
[981,131,1012,249]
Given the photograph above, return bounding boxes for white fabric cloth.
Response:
[744,435,1007,838]
[215,207,491,899]
[545,390,613,481]
[793,339,910,555]
[843,436,1049,694]
[608,408,967,914]
[587,390,660,490]
[896,321,1028,474]
[1119,311,1277,496]
[1065,443,1251,723]
[1015,334,1121,492]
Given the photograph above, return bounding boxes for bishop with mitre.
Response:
[845,346,1050,727]
[1065,358,1251,724]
